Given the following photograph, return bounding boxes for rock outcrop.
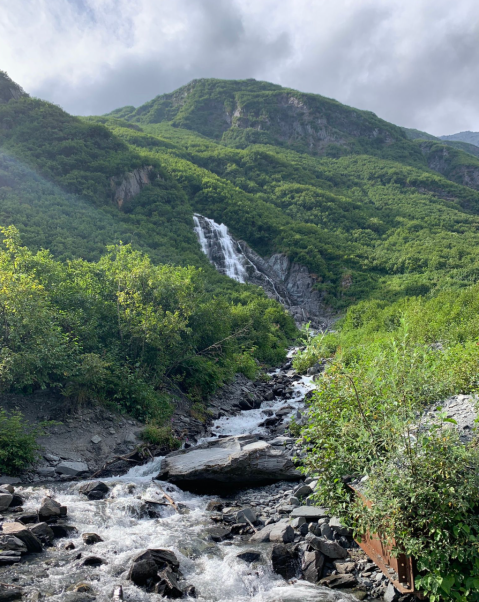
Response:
[111,166,154,209]
[194,213,329,328]
[0,72,28,104]
[157,434,301,492]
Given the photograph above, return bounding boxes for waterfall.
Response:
[193,214,247,283]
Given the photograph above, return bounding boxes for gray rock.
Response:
[271,544,300,580]
[0,535,27,553]
[384,583,401,602]
[250,523,277,543]
[0,493,13,511]
[78,481,109,500]
[320,523,334,539]
[320,574,357,588]
[128,548,180,588]
[236,507,257,524]
[157,435,300,491]
[309,537,348,560]
[302,550,325,583]
[294,484,313,498]
[237,551,262,563]
[290,517,306,529]
[270,523,295,543]
[82,555,106,566]
[290,506,329,520]
[329,516,352,537]
[1,522,42,553]
[208,526,231,542]
[39,497,66,521]
[55,461,89,476]
[37,467,56,477]
[0,583,23,601]
[91,435,102,444]
[28,522,55,545]
[334,561,356,574]
[155,566,184,598]
[82,533,103,545]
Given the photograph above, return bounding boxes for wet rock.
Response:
[39,497,66,521]
[157,435,300,492]
[236,507,257,524]
[290,506,329,520]
[155,567,184,598]
[0,492,13,511]
[82,532,103,545]
[309,537,348,560]
[1,522,42,553]
[237,551,262,563]
[51,523,78,539]
[0,583,23,601]
[10,494,23,507]
[270,523,294,543]
[302,550,325,583]
[82,555,106,566]
[0,551,21,565]
[184,585,197,598]
[78,481,109,500]
[128,549,180,588]
[0,535,27,553]
[16,513,38,524]
[334,561,356,574]
[0,485,14,494]
[206,500,223,512]
[28,522,55,545]
[320,574,357,589]
[55,461,89,477]
[73,583,92,593]
[112,586,123,601]
[271,544,300,580]
[208,526,232,542]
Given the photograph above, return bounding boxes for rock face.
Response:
[193,213,328,328]
[419,141,479,192]
[0,72,28,104]
[157,434,301,492]
[111,166,154,209]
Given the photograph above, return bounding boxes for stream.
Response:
[0,353,360,602]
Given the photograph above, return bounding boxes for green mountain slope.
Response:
[441,130,479,147]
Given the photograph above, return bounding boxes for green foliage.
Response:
[140,424,181,450]
[298,291,479,600]
[0,409,41,474]
[0,227,294,421]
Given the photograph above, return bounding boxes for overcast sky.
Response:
[1,0,478,136]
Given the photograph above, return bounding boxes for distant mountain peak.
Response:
[440,131,479,148]
[0,71,28,104]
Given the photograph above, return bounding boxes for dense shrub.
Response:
[0,410,41,474]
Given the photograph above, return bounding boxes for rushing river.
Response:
[1,355,358,602]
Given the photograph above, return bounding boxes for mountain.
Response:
[440,131,479,147]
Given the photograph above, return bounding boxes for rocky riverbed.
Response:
[0,351,415,602]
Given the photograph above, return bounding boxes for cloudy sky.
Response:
[1,0,478,135]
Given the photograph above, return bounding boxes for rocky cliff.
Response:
[194,213,328,328]
[419,141,479,192]
[110,166,154,208]
[0,71,27,105]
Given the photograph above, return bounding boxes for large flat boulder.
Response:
[157,435,300,492]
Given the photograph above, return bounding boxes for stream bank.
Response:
[0,351,414,602]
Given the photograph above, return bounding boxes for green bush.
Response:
[140,424,181,450]
[299,297,479,601]
[0,409,41,475]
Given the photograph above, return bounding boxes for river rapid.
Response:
[0,353,359,602]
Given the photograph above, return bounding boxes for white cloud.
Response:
[1,0,478,134]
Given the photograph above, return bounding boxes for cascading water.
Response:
[0,357,358,602]
[193,214,247,283]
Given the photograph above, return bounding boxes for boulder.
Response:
[0,583,23,601]
[78,481,109,501]
[39,497,66,521]
[0,493,13,512]
[0,551,21,565]
[302,550,325,583]
[55,461,89,477]
[309,537,348,560]
[250,523,277,543]
[28,522,55,545]
[1,522,42,553]
[294,484,313,498]
[10,494,23,507]
[157,435,300,492]
[51,523,78,539]
[128,549,180,590]
[208,526,231,542]
[236,507,257,525]
[154,567,184,598]
[82,533,103,545]
[329,516,352,537]
[270,523,294,544]
[205,500,223,512]
[384,583,401,602]
[0,485,14,494]
[82,555,106,566]
[271,544,300,580]
[0,535,27,553]
[290,506,329,520]
[334,561,356,574]
[320,574,357,589]
[237,551,262,563]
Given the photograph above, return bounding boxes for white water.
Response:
[3,355,357,602]
[193,214,248,283]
